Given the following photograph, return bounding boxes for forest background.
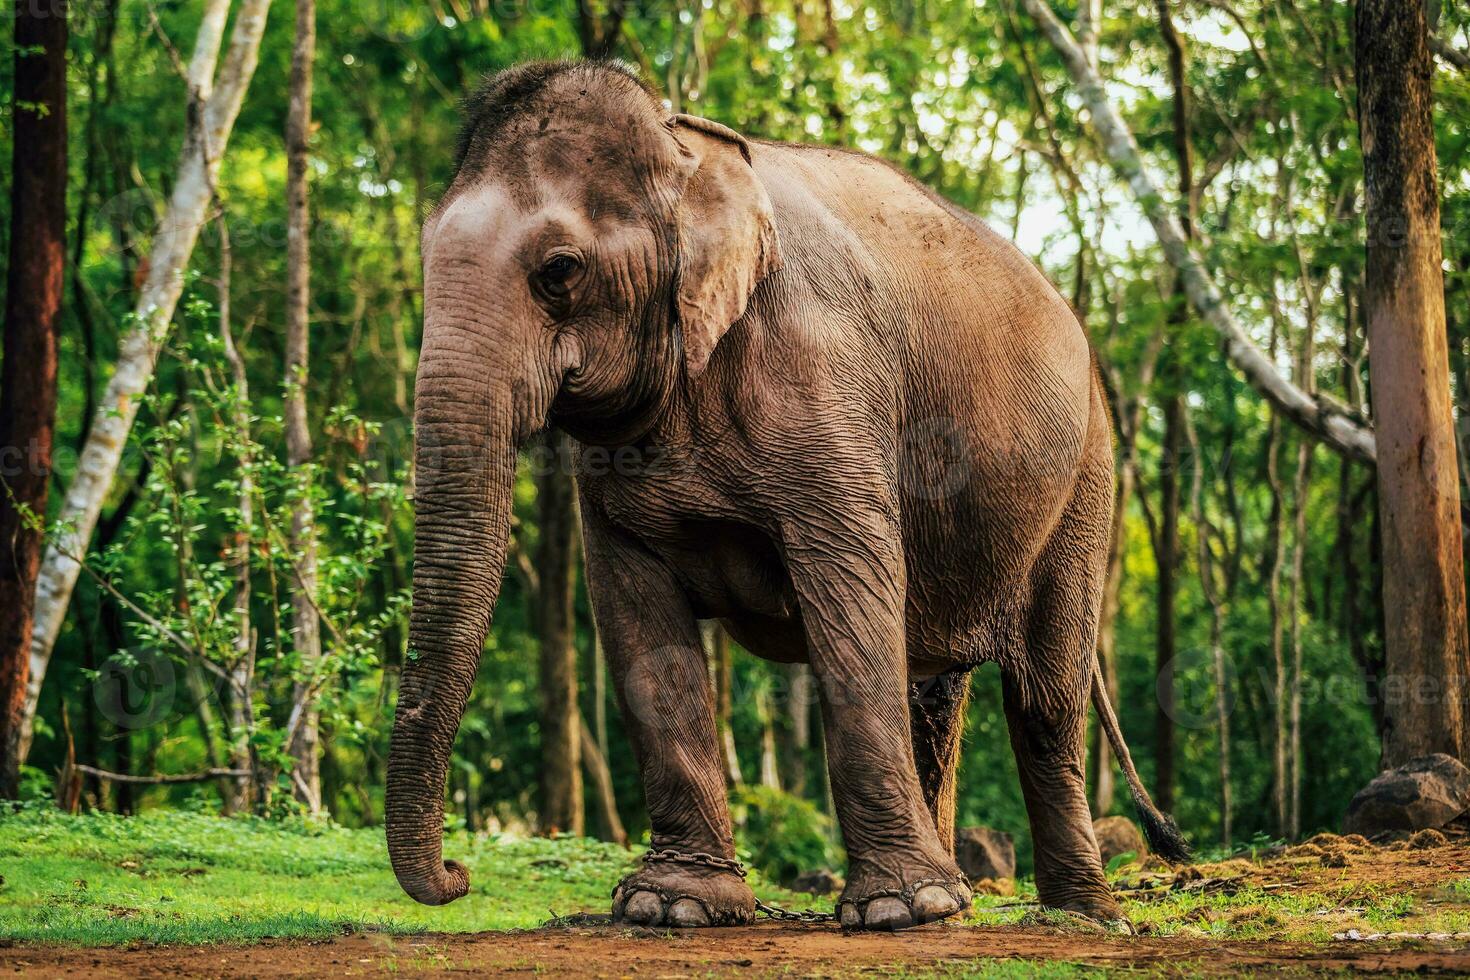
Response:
[3,0,1470,882]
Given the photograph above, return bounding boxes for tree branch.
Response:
[72,764,250,785]
[1431,35,1470,73]
[1017,0,1378,466]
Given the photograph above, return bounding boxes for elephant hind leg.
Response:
[1004,453,1119,922]
[908,668,971,855]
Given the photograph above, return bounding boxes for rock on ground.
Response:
[1093,815,1147,866]
[1343,753,1470,836]
[956,826,1016,882]
[791,869,844,895]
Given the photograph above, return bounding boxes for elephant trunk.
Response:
[386,327,520,906]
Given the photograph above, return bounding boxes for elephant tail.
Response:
[1090,662,1191,863]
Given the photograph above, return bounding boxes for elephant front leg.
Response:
[583,522,753,927]
[784,518,971,930]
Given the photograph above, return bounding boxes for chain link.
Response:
[641,847,749,878]
[754,898,836,923]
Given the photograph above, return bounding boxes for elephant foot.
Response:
[837,859,972,931]
[612,852,755,927]
[1039,890,1127,930]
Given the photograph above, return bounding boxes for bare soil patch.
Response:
[7,922,1470,977]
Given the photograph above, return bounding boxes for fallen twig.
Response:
[72,764,251,785]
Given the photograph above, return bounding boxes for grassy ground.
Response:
[7,804,1470,974]
[0,804,807,945]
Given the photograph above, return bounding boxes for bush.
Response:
[730,785,841,886]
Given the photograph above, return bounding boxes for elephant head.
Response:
[386,61,782,906]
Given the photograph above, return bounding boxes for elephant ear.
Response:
[668,114,783,379]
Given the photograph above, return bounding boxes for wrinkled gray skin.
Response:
[387,61,1172,931]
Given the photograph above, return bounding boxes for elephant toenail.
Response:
[666,898,710,927]
[622,890,663,924]
[862,896,914,931]
[839,902,862,929]
[911,885,959,923]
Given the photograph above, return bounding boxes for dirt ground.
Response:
[7,922,1470,978]
[10,833,1470,977]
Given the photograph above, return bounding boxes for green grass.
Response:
[0,804,807,945]
[7,804,1469,959]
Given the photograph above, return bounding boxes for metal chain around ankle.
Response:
[641,847,749,878]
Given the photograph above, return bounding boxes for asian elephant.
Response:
[386,59,1187,932]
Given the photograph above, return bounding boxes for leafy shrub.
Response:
[730,785,841,886]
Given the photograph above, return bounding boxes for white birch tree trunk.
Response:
[1017,0,1377,464]
[19,0,274,762]
[283,0,322,816]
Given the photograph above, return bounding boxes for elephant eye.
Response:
[537,253,581,297]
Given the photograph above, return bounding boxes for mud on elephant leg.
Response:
[583,521,753,927]
[909,668,972,855]
[785,523,971,931]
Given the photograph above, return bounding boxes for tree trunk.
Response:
[781,662,811,796]
[705,622,743,788]
[1356,0,1470,767]
[20,0,273,764]
[214,210,259,814]
[537,432,582,835]
[1186,410,1233,847]
[1288,438,1312,838]
[1153,393,1182,814]
[1266,397,1289,836]
[283,0,321,814]
[757,682,780,791]
[579,714,627,846]
[1149,0,1196,817]
[0,0,66,798]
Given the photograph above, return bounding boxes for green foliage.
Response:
[6,0,1470,899]
[0,805,819,945]
[731,785,841,886]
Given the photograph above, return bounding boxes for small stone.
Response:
[1343,754,1470,836]
[1093,816,1148,866]
[791,869,844,896]
[956,826,1016,883]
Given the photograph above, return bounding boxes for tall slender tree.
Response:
[1151,0,1196,814]
[284,0,321,813]
[536,433,583,835]
[0,0,67,797]
[1356,0,1470,767]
